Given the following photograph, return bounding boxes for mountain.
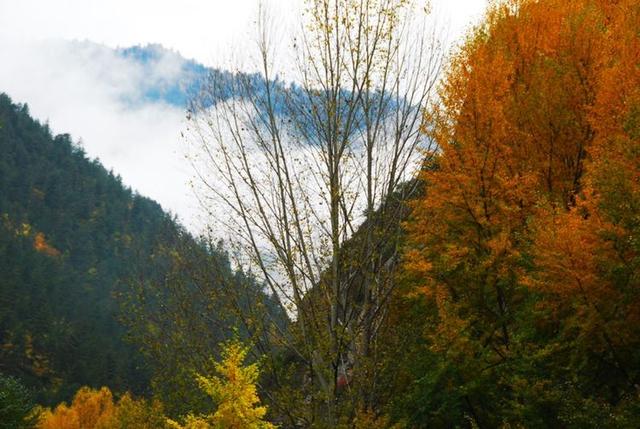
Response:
[113,43,286,113]
[0,92,249,406]
[0,40,401,234]
[114,43,389,124]
[116,44,209,107]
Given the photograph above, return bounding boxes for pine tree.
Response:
[168,340,275,429]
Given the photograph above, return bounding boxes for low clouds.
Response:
[0,0,487,235]
[0,38,203,231]
[0,0,261,67]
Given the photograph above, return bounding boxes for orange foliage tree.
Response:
[38,386,169,429]
[406,0,604,367]
[528,0,640,399]
[38,387,116,429]
[402,0,640,425]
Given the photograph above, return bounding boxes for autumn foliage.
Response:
[33,232,60,257]
[402,0,640,426]
[38,387,116,429]
[168,340,274,429]
[37,387,168,429]
[35,340,275,429]
[7,0,640,427]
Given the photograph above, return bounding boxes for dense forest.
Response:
[0,92,278,420]
[3,0,640,427]
[0,91,172,401]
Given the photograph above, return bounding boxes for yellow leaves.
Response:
[24,333,52,378]
[170,340,275,429]
[303,0,415,77]
[113,393,168,429]
[167,415,211,429]
[39,405,83,429]
[20,222,32,237]
[203,340,274,429]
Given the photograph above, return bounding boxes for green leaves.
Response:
[0,373,39,429]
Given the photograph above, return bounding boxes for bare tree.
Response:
[187,0,442,424]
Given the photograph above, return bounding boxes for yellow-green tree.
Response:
[168,340,275,429]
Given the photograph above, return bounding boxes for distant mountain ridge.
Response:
[112,43,285,112]
[116,44,209,107]
[114,43,394,124]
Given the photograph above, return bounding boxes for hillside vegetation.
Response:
[3,0,640,427]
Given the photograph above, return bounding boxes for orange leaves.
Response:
[527,0,640,276]
[407,0,612,282]
[38,387,116,429]
[528,206,610,299]
[589,0,640,203]
[34,232,60,257]
[38,387,169,429]
[398,0,640,422]
[0,214,60,257]
[403,0,616,364]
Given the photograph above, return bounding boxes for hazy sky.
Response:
[0,0,486,65]
[0,0,487,232]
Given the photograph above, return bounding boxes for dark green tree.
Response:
[0,373,39,429]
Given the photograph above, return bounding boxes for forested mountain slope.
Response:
[0,92,230,405]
